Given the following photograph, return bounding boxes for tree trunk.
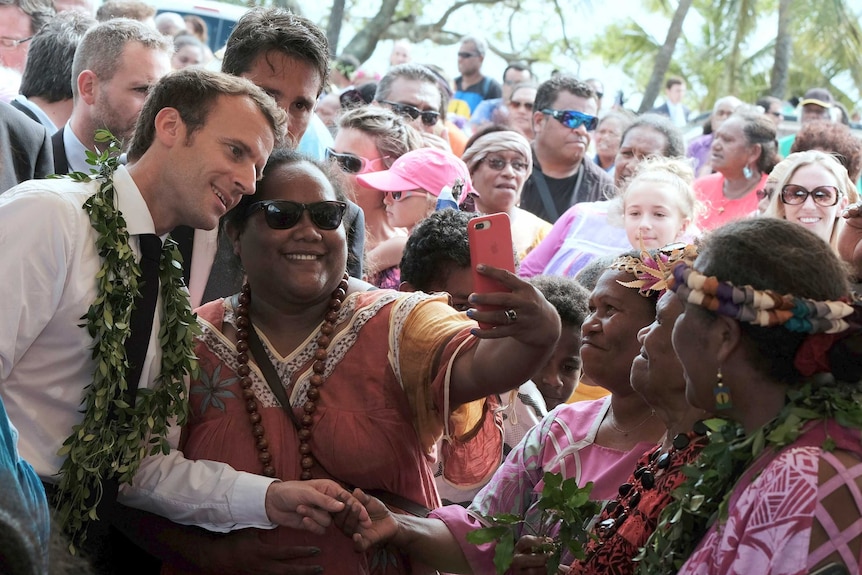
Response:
[326,0,345,56]
[769,0,792,98]
[637,0,694,114]
[340,0,401,63]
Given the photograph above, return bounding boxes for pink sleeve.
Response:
[429,505,498,575]
[519,206,580,278]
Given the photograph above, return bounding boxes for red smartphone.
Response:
[468,213,516,328]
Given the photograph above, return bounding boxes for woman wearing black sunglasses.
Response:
[164,148,562,575]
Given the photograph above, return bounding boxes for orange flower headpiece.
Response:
[610,242,699,297]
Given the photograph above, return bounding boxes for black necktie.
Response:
[171,225,195,287]
[124,233,162,403]
[82,234,163,573]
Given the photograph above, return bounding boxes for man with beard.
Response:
[51,18,171,174]
[519,75,615,223]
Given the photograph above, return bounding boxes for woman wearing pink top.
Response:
[694,109,777,231]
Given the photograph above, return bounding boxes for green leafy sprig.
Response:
[467,472,601,574]
[636,378,862,575]
[54,130,201,550]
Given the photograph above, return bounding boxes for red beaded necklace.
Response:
[233,274,350,479]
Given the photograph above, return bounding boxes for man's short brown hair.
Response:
[127,68,287,161]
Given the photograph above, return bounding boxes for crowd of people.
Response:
[1,2,862,575]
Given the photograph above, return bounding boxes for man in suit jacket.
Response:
[10,10,96,134]
[52,19,171,175]
[652,76,690,128]
[0,102,53,194]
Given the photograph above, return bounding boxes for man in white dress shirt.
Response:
[0,68,359,573]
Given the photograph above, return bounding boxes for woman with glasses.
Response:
[506,82,537,140]
[694,109,778,231]
[763,150,858,250]
[331,106,422,288]
[164,148,561,574]
[460,126,552,259]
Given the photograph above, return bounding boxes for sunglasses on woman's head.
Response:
[246,200,347,230]
[378,100,440,127]
[325,148,389,175]
[339,88,370,109]
[540,108,599,131]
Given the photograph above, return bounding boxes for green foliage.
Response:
[55,129,201,551]
[467,473,600,574]
[635,379,862,574]
[591,0,862,113]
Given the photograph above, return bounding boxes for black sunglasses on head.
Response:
[379,100,440,127]
[246,200,347,230]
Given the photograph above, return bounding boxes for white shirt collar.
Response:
[113,164,159,237]
[62,122,94,174]
[12,95,57,134]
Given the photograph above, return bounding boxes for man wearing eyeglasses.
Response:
[518,75,615,223]
[374,62,448,138]
[452,35,501,117]
[469,61,532,132]
[0,0,54,74]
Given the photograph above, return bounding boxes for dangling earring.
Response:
[742,165,753,179]
[713,368,733,410]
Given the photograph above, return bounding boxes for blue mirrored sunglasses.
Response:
[540,108,598,131]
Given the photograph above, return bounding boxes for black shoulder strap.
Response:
[531,170,559,222]
[239,302,432,518]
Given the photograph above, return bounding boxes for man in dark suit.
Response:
[0,102,53,194]
[10,10,96,134]
[51,18,171,175]
[652,76,690,128]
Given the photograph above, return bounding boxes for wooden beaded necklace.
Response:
[233,274,350,479]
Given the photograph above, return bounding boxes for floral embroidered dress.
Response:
[678,421,862,575]
[431,397,656,574]
[169,290,477,575]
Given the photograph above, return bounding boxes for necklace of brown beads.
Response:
[233,274,350,480]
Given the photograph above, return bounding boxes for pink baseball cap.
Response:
[356,147,474,198]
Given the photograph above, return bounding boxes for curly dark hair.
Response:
[695,218,856,383]
[790,120,862,182]
[528,275,589,327]
[534,74,596,113]
[399,210,478,290]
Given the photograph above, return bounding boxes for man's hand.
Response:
[264,479,368,533]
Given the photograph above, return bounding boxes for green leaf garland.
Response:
[636,378,862,574]
[54,130,201,550]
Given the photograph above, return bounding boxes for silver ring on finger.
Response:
[504,308,518,323]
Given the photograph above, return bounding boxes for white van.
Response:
[148,0,249,51]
